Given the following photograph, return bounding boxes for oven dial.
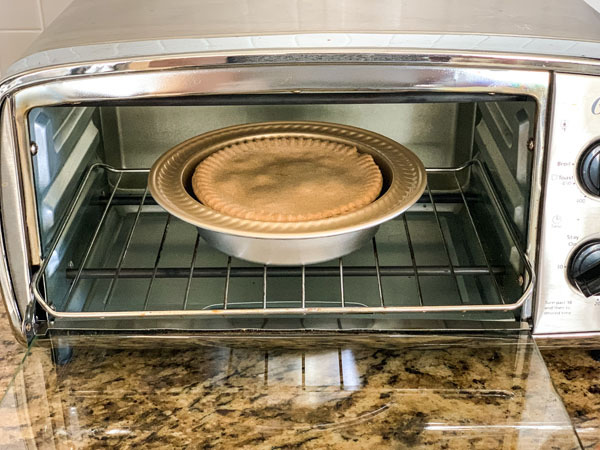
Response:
[577,143,600,197]
[568,240,600,297]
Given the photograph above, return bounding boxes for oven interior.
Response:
[27,95,536,331]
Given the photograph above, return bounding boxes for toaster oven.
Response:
[2,1,600,346]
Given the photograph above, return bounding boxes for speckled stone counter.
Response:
[0,302,26,396]
[0,333,580,449]
[540,345,600,450]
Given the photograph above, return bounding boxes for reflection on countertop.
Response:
[540,345,600,450]
[0,333,581,449]
[0,303,26,396]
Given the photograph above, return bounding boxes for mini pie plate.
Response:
[148,121,426,265]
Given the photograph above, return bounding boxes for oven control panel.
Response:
[535,73,600,335]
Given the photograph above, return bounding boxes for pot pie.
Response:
[191,137,383,222]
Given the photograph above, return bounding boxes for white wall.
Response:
[0,0,74,78]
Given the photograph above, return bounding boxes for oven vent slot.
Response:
[31,161,533,320]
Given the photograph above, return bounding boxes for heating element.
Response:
[32,160,533,319]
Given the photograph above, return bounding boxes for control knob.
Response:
[568,240,600,297]
[577,143,600,197]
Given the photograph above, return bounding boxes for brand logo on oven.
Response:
[593,96,600,115]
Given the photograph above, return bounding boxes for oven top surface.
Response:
[5,0,600,78]
[36,0,600,45]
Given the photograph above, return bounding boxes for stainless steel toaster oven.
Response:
[2,0,600,346]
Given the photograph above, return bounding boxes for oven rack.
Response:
[32,160,534,319]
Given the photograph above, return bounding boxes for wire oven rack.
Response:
[32,160,534,319]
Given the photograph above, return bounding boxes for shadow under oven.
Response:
[0,63,549,342]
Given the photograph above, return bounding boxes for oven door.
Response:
[0,331,580,448]
[0,95,29,345]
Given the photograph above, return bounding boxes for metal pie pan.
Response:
[148,121,426,265]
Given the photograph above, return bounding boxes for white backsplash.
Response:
[0,0,73,77]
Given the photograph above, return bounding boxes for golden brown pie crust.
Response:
[191,137,383,222]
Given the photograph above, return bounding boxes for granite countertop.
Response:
[0,303,27,396]
[540,345,600,450]
[0,333,582,449]
[1,299,599,449]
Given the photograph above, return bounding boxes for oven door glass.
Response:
[0,332,579,448]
